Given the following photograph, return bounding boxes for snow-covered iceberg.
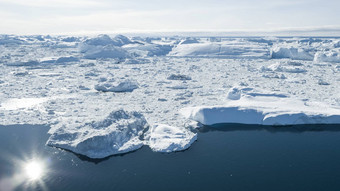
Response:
[271,47,314,61]
[47,109,149,158]
[180,95,340,126]
[169,41,270,59]
[82,45,130,59]
[314,50,340,63]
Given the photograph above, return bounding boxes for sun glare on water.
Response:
[24,161,44,180]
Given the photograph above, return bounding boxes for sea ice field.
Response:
[0,34,340,158]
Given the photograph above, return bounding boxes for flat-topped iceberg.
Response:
[180,95,340,126]
[47,109,149,158]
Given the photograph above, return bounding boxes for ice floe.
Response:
[147,124,197,152]
[1,35,340,158]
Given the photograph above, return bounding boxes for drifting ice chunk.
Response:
[47,109,149,158]
[124,58,151,65]
[55,56,80,64]
[314,51,340,63]
[227,87,241,100]
[95,80,139,92]
[271,47,313,61]
[148,124,197,152]
[167,74,192,80]
[5,60,40,67]
[180,96,340,126]
[83,45,129,59]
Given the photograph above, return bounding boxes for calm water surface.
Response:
[0,124,340,191]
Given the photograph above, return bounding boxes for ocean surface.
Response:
[1,124,340,191]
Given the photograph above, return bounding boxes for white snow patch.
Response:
[0,98,48,110]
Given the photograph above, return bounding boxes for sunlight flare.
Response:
[24,161,44,180]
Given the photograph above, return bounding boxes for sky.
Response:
[0,0,340,35]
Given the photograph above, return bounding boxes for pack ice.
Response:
[1,34,340,159]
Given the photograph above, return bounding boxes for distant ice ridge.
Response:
[181,90,340,126]
[169,40,270,59]
[47,109,196,158]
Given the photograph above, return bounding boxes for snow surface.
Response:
[1,35,340,158]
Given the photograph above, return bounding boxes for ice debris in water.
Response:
[94,80,139,92]
[47,109,149,158]
[167,74,192,81]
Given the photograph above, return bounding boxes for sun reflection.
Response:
[24,161,44,180]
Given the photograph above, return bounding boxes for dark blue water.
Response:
[1,124,340,191]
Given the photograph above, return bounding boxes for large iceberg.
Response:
[180,94,340,126]
[82,45,130,59]
[47,110,149,158]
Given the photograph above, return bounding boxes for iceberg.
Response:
[83,45,130,59]
[180,95,340,126]
[47,109,149,158]
[271,47,314,61]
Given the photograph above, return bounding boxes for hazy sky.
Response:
[0,0,340,35]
